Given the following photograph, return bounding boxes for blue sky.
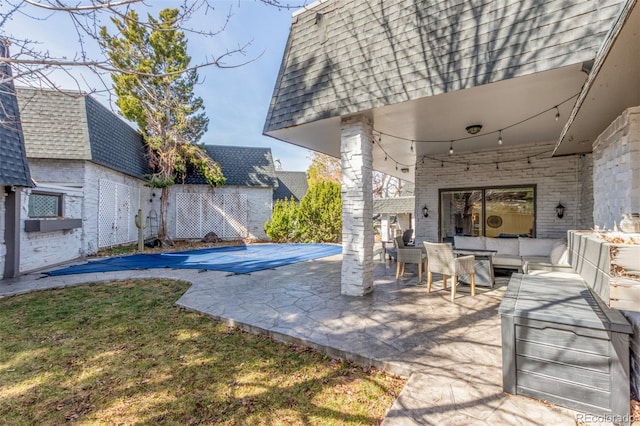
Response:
[3,1,312,171]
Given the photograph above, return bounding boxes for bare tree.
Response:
[0,0,307,94]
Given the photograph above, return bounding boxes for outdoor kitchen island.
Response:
[499,273,632,424]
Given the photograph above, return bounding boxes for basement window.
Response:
[28,192,63,218]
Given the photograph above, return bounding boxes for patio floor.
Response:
[0,254,585,425]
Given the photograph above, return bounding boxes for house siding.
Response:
[265,0,624,132]
[414,141,586,244]
[578,153,594,230]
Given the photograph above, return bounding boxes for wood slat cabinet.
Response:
[499,274,632,423]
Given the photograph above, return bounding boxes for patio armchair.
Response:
[395,247,428,284]
[423,242,476,302]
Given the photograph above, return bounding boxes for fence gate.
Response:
[98,179,141,248]
[176,192,248,239]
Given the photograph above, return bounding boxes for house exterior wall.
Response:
[19,185,84,273]
[592,106,640,229]
[0,192,5,278]
[414,141,587,244]
[165,184,272,241]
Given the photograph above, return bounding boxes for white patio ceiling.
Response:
[267,63,588,181]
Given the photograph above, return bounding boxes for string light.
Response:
[369,92,578,171]
[466,164,470,171]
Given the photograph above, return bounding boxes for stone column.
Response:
[340,115,374,296]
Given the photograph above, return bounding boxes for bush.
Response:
[296,181,342,243]
[265,181,342,243]
[264,197,298,242]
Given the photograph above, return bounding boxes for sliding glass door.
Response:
[439,186,535,240]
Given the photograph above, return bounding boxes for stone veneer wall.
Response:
[592,106,640,230]
[578,153,594,230]
[414,141,589,245]
[340,116,374,296]
[591,106,640,398]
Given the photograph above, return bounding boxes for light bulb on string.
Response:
[395,163,398,171]
[449,141,454,155]
[384,154,388,161]
[555,106,560,121]
[498,130,503,145]
[410,140,414,152]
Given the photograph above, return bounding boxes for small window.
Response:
[28,192,63,218]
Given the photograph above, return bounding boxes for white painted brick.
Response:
[415,141,590,245]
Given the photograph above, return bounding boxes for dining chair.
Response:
[423,242,476,302]
[395,247,428,284]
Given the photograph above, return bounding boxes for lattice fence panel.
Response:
[98,179,117,248]
[115,185,131,245]
[223,193,248,239]
[202,193,224,236]
[175,192,248,239]
[98,180,141,248]
[175,193,203,238]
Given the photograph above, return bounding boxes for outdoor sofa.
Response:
[453,236,570,272]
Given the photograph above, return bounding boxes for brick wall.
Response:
[592,106,640,229]
[414,141,588,245]
[165,184,273,241]
[19,185,84,273]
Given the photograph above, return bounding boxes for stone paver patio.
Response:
[0,254,590,425]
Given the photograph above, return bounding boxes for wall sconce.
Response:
[555,202,565,219]
[422,205,429,218]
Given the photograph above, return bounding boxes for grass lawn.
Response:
[0,279,405,425]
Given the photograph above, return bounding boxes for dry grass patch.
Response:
[0,279,405,425]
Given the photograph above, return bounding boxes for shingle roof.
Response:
[16,87,148,179]
[85,96,148,179]
[273,171,309,201]
[265,0,625,133]
[373,196,415,214]
[184,145,279,188]
[0,43,32,187]
[16,87,91,160]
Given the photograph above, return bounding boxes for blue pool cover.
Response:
[47,243,342,276]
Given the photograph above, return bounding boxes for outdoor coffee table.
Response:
[453,248,497,287]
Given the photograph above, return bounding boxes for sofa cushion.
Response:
[493,254,522,268]
[454,236,486,250]
[550,243,569,265]
[518,238,561,257]
[522,255,551,265]
[486,238,519,256]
